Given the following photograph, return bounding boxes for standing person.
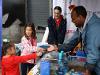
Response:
[47,6,66,45]
[21,23,37,75]
[48,6,100,75]
[1,41,41,75]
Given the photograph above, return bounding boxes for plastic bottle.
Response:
[40,60,50,75]
[58,51,67,75]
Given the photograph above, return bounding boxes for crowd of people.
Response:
[1,5,100,75]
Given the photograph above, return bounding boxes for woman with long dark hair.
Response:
[21,23,37,75]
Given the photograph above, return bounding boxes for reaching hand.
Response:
[47,45,58,52]
[36,52,42,56]
[36,47,46,56]
[83,69,91,75]
[37,47,46,52]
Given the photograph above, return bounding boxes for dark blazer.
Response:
[47,16,66,45]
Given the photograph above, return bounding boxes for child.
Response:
[1,41,41,75]
[20,23,38,75]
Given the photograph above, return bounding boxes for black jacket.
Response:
[47,16,66,45]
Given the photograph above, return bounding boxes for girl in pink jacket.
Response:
[20,23,37,75]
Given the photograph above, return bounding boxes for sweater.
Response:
[2,53,37,75]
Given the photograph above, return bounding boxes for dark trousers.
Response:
[21,63,34,75]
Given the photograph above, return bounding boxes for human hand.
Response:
[36,47,47,57]
[83,69,91,75]
[47,45,58,52]
[36,52,42,57]
[37,47,46,52]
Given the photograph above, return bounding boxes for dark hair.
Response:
[2,41,14,56]
[72,6,87,18]
[24,23,36,39]
[54,6,62,13]
[69,5,76,10]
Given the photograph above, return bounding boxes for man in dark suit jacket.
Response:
[47,6,66,45]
